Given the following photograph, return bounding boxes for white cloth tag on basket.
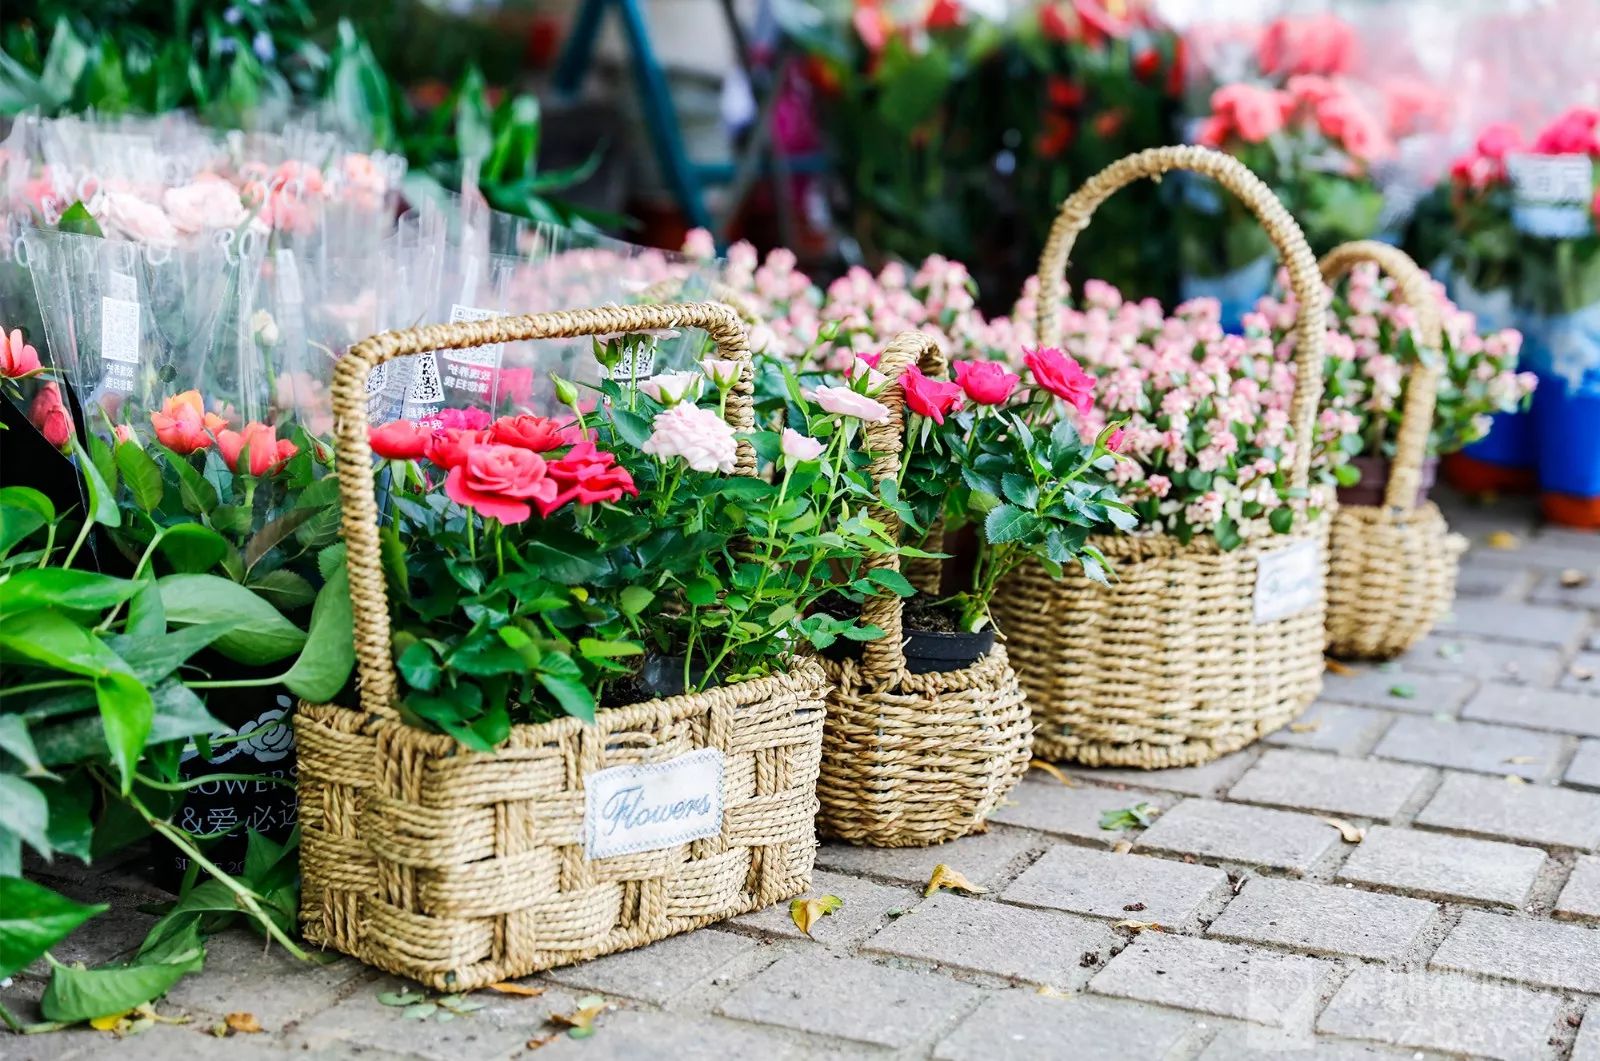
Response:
[1253,539,1321,624]
[584,748,725,859]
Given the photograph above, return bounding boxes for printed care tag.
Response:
[584,748,724,859]
[608,338,658,382]
[440,303,503,399]
[1508,153,1596,239]
[1252,539,1321,624]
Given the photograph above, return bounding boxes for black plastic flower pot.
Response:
[901,626,996,674]
[638,654,709,699]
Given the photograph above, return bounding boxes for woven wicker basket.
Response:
[296,301,828,990]
[992,146,1331,769]
[1321,241,1467,659]
[815,331,1032,847]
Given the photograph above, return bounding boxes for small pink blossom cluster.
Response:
[1258,263,1537,459]
[1042,279,1337,541]
[1448,107,1600,218]
[1196,75,1392,164]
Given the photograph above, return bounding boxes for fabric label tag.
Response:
[1508,154,1595,238]
[584,748,724,859]
[1253,538,1321,624]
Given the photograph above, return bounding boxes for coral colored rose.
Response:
[1210,84,1292,143]
[1315,93,1391,162]
[1024,347,1096,414]
[29,382,72,450]
[444,443,558,525]
[641,403,739,474]
[490,414,566,452]
[114,424,137,445]
[810,385,890,423]
[2,328,41,378]
[781,428,825,463]
[218,422,297,476]
[537,442,638,516]
[955,360,1020,405]
[901,364,964,424]
[427,428,489,468]
[439,406,492,431]
[370,420,432,460]
[150,391,227,455]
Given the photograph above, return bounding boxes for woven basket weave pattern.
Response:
[1320,241,1465,659]
[297,302,827,988]
[815,331,1032,847]
[995,145,1330,768]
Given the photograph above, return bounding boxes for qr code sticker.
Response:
[101,297,141,365]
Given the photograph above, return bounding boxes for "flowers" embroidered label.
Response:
[583,748,725,859]
[1253,538,1322,624]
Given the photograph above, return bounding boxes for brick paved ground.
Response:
[5,493,1598,1060]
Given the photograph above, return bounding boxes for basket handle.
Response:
[331,301,755,721]
[1318,241,1443,511]
[856,331,948,684]
[640,277,764,327]
[1034,145,1327,492]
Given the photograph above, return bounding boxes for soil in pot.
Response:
[814,592,994,674]
[1337,455,1439,507]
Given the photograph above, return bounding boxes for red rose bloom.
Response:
[444,443,559,525]
[426,427,489,468]
[490,414,566,452]
[218,422,297,476]
[954,360,1020,406]
[537,442,638,516]
[1024,346,1096,415]
[29,382,73,450]
[924,0,961,31]
[370,419,432,460]
[901,364,964,424]
[438,406,492,432]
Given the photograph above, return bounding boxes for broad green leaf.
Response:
[243,506,319,570]
[158,574,307,665]
[155,523,229,574]
[0,609,131,677]
[162,446,218,514]
[1000,472,1040,509]
[40,777,93,862]
[397,641,442,693]
[114,441,164,512]
[41,919,204,1022]
[685,576,719,607]
[106,623,230,686]
[247,568,316,610]
[0,486,52,554]
[0,569,138,614]
[96,671,155,789]
[577,638,643,658]
[55,201,103,238]
[865,568,916,597]
[0,773,50,857]
[280,562,354,702]
[0,877,105,980]
[72,439,121,528]
[0,715,46,775]
[985,504,1038,545]
[125,576,165,637]
[618,585,654,616]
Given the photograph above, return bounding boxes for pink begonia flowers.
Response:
[810,385,891,423]
[641,402,739,473]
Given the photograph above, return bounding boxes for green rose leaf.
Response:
[114,441,164,512]
[158,574,307,665]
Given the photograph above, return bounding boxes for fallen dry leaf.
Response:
[1114,920,1164,933]
[1036,985,1073,999]
[1559,568,1592,588]
[1503,755,1539,765]
[89,1013,130,1032]
[1323,658,1357,676]
[1506,775,1528,785]
[789,894,844,936]
[1485,530,1521,550]
[925,864,988,898]
[1288,720,1322,733]
[1028,761,1076,787]
[548,995,608,1040]
[1111,840,1133,854]
[1318,816,1365,843]
[484,982,546,997]
[526,1033,558,1050]
[225,1012,263,1035]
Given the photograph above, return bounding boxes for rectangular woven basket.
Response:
[296,302,828,989]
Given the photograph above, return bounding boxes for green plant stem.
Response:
[33,521,58,569]
[100,771,309,961]
[0,1000,20,1032]
[2,678,90,696]
[60,515,94,569]
[133,771,294,792]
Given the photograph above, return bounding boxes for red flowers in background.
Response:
[1256,14,1357,78]
[901,364,964,423]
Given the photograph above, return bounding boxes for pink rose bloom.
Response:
[370,420,432,460]
[1533,107,1600,155]
[638,371,700,405]
[163,178,247,234]
[681,227,716,261]
[439,406,492,432]
[217,422,298,476]
[954,360,1020,405]
[641,402,739,473]
[810,385,891,424]
[29,382,73,450]
[444,443,559,525]
[781,428,825,463]
[100,192,177,244]
[1023,346,1096,414]
[1315,93,1391,162]
[1210,83,1292,143]
[901,364,964,424]
[1146,474,1172,499]
[699,358,742,389]
[1475,123,1525,163]
[2,328,42,378]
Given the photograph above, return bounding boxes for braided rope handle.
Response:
[1318,241,1443,511]
[331,301,755,720]
[856,331,948,685]
[640,277,763,326]
[1035,145,1327,491]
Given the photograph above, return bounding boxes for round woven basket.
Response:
[816,331,1032,847]
[1321,241,1468,659]
[296,302,828,989]
[992,145,1331,769]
